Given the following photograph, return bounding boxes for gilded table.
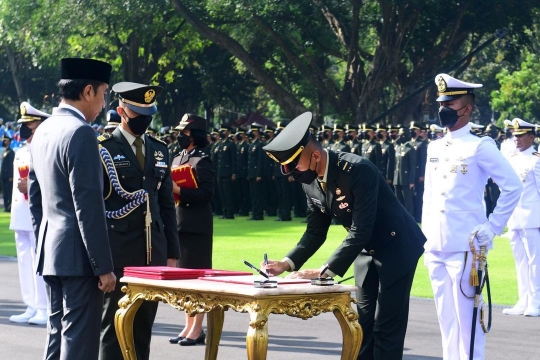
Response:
[115,277,362,360]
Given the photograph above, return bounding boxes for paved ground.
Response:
[1,257,539,359]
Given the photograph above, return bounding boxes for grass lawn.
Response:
[0,212,518,305]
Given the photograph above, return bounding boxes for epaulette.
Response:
[470,131,480,137]
[147,135,167,146]
[97,133,112,142]
[533,152,540,157]
[338,160,354,174]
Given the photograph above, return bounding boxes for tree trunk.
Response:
[5,45,25,103]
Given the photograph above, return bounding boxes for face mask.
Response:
[410,130,417,138]
[177,133,192,149]
[291,154,318,184]
[20,124,33,140]
[317,134,323,143]
[346,134,353,141]
[322,132,329,140]
[390,134,397,140]
[376,132,383,140]
[210,136,217,142]
[505,130,513,139]
[247,132,255,139]
[236,134,243,141]
[357,133,364,141]
[438,105,466,128]
[332,132,340,140]
[219,132,226,140]
[125,114,153,136]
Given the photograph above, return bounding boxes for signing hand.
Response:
[98,272,117,293]
[286,269,320,279]
[261,259,290,276]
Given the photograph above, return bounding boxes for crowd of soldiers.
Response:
[100,110,539,224]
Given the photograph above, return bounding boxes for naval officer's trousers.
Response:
[508,228,540,311]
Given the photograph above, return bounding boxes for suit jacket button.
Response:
[390,231,396,236]
[142,176,146,180]
[110,225,115,229]
[347,209,351,212]
[121,175,125,179]
[369,250,375,255]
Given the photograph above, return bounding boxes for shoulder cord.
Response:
[99,145,152,263]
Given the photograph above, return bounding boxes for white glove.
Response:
[471,223,496,247]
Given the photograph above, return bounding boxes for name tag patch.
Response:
[114,161,130,168]
[430,158,439,163]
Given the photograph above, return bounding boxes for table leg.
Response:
[333,304,363,360]
[205,307,225,360]
[246,308,269,360]
[115,290,144,360]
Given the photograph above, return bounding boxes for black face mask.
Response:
[177,133,192,149]
[505,130,513,139]
[317,134,324,143]
[20,124,33,140]
[125,114,153,136]
[332,132,340,140]
[346,134,354,141]
[376,132,383,140]
[291,155,318,184]
[438,105,466,128]
[210,136,217,143]
[247,132,255,139]
[235,134,243,141]
[219,132,226,140]
[410,130,417,138]
[390,134,397,140]
[357,133,364,141]
[322,132,329,140]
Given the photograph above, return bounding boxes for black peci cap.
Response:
[263,112,312,175]
[61,58,112,84]
[112,82,163,116]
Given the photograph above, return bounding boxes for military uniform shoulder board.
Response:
[339,160,353,174]
[97,133,112,142]
[533,152,540,157]
[148,135,167,146]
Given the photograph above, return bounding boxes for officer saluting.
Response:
[422,74,522,360]
[262,112,426,360]
[98,82,180,360]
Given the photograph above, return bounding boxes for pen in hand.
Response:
[264,253,269,274]
[243,260,270,279]
[319,265,329,279]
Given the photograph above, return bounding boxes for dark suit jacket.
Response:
[286,150,425,287]
[247,138,264,179]
[236,141,249,179]
[216,138,237,178]
[393,141,416,186]
[28,106,114,276]
[410,138,428,179]
[99,128,180,268]
[1,147,14,180]
[380,139,396,181]
[172,148,214,235]
[362,139,383,172]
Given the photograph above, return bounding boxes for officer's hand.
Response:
[409,183,414,189]
[17,178,28,194]
[172,181,180,195]
[286,269,319,279]
[261,260,289,276]
[167,258,177,267]
[256,177,262,182]
[471,223,496,247]
[231,174,237,181]
[98,272,117,293]
[288,176,294,182]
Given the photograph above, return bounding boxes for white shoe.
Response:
[524,307,540,317]
[28,309,48,325]
[9,307,36,323]
[502,305,527,315]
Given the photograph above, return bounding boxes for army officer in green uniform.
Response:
[98,82,180,360]
[262,112,426,360]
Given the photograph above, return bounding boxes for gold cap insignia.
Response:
[437,76,447,93]
[20,104,27,116]
[513,119,520,129]
[266,151,279,163]
[144,89,156,103]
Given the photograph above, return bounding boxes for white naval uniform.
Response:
[507,146,540,311]
[422,125,522,360]
[501,137,517,159]
[9,145,47,313]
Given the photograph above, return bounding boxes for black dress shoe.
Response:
[179,332,206,346]
[168,336,184,344]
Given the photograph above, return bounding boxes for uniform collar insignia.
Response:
[154,150,164,161]
[113,154,126,161]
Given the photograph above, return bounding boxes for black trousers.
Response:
[292,181,307,217]
[211,174,222,215]
[248,178,264,219]
[394,185,414,218]
[100,269,158,360]
[413,180,424,223]
[235,177,251,216]
[275,176,292,220]
[484,180,500,217]
[263,176,277,216]
[43,275,104,360]
[217,176,235,218]
[354,258,416,360]
[2,177,12,211]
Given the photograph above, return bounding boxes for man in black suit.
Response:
[235,128,251,216]
[1,136,14,212]
[263,112,426,360]
[247,124,265,220]
[98,82,180,360]
[216,124,237,219]
[28,58,116,360]
[409,121,428,223]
